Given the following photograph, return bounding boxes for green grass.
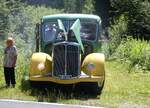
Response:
[0,60,150,108]
[100,61,150,108]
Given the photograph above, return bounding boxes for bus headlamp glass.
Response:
[37,63,45,71]
[87,62,95,71]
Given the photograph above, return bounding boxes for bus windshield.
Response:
[43,20,98,42]
[80,22,97,41]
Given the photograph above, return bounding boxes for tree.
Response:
[63,0,95,14]
[0,0,10,33]
[64,0,84,13]
[82,0,95,14]
[6,0,25,15]
[110,0,150,39]
[128,1,150,39]
[0,0,24,34]
[94,0,110,28]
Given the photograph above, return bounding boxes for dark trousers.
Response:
[4,67,16,86]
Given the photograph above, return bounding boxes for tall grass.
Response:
[113,38,150,72]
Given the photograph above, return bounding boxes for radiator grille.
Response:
[53,42,80,79]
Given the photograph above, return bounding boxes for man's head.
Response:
[6,37,14,47]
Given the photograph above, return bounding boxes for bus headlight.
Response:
[37,63,45,71]
[87,62,95,71]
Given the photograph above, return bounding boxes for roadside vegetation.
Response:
[0,61,149,108]
[0,0,150,108]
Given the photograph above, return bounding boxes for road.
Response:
[0,99,103,108]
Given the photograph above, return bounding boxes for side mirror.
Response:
[35,23,40,52]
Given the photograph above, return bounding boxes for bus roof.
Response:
[42,14,101,22]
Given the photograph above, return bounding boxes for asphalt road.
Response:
[0,99,103,108]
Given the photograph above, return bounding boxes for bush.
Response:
[110,0,150,39]
[128,1,150,39]
[113,38,150,71]
[108,15,128,56]
[0,0,10,32]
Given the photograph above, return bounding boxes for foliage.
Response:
[63,0,95,14]
[0,0,10,32]
[110,0,139,16]
[108,0,150,71]
[108,15,128,56]
[82,0,95,14]
[64,0,83,13]
[113,38,150,71]
[128,1,150,39]
[110,0,150,39]
[8,5,63,43]
[6,0,24,15]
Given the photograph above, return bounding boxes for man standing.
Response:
[3,37,17,88]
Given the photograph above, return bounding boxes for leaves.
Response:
[114,38,150,71]
[108,15,128,55]
[64,0,94,14]
[0,0,10,31]
[82,0,95,14]
[110,0,150,39]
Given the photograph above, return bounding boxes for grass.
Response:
[0,60,149,108]
[100,61,150,108]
